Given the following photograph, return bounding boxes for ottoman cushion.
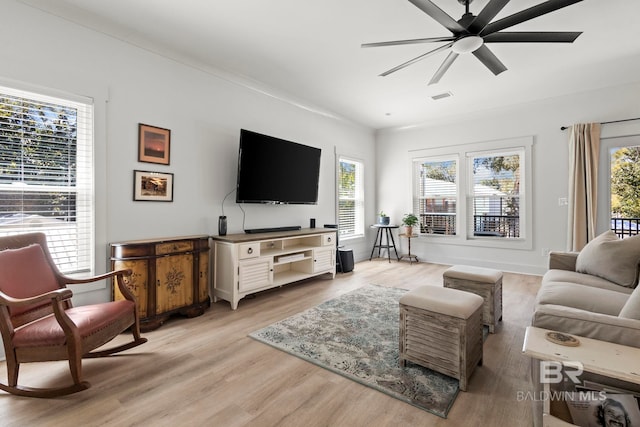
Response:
[400,286,484,319]
[443,265,503,283]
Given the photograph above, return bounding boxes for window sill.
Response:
[417,234,532,250]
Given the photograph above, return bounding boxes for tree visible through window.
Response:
[0,86,93,273]
[469,152,522,238]
[411,137,530,245]
[338,157,364,238]
[610,145,640,238]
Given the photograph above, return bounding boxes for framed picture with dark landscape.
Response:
[138,123,170,165]
[133,170,174,202]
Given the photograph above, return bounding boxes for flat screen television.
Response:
[235,129,321,204]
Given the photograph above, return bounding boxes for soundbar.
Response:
[244,226,301,234]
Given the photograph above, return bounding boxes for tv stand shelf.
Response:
[261,244,316,257]
[211,228,336,309]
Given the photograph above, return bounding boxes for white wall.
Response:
[3,0,639,297]
[376,82,640,275]
[0,1,376,306]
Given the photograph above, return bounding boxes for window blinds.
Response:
[338,158,364,238]
[468,153,521,238]
[0,85,94,273]
[413,159,457,235]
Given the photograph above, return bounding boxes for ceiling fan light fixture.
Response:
[365,0,584,82]
[451,35,483,54]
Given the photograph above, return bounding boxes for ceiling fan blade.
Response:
[483,31,582,43]
[472,45,507,75]
[481,0,584,36]
[428,52,459,85]
[467,0,510,33]
[379,42,454,77]
[362,36,456,48]
[408,0,466,34]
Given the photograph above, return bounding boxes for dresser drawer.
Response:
[156,240,194,255]
[239,243,260,259]
[322,233,336,246]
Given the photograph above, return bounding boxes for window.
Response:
[468,150,523,238]
[338,157,364,239]
[413,157,458,235]
[610,144,640,238]
[411,136,532,247]
[0,85,93,274]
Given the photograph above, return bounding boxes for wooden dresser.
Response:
[110,235,210,331]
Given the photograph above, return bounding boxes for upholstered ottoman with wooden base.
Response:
[443,265,503,333]
[399,286,484,391]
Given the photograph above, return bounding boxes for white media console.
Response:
[211,228,337,309]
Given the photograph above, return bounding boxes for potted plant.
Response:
[378,211,390,225]
[402,213,419,236]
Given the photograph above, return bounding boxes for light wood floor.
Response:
[0,260,541,427]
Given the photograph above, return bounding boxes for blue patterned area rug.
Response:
[248,284,459,418]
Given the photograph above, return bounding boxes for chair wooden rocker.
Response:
[0,232,147,398]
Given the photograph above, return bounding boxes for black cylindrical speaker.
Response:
[310,218,316,228]
[338,248,354,273]
[218,216,227,236]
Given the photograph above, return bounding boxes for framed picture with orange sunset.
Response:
[138,123,170,165]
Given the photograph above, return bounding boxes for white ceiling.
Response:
[18,0,640,129]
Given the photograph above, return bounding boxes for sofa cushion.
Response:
[543,270,633,294]
[619,286,640,320]
[532,304,640,348]
[575,230,640,288]
[536,282,629,316]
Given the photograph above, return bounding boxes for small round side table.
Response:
[369,224,400,262]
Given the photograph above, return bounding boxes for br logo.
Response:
[540,361,584,384]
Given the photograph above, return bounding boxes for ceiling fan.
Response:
[362,0,583,85]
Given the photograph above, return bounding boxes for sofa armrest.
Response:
[532,304,640,348]
[548,251,579,271]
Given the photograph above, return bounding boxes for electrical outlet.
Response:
[541,248,550,257]
[558,197,568,206]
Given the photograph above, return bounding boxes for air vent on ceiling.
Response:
[431,92,453,100]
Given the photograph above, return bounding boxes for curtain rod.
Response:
[560,117,640,130]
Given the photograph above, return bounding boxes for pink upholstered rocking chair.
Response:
[0,232,147,397]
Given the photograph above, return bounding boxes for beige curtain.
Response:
[567,123,601,251]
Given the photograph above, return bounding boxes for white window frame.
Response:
[410,136,532,250]
[597,134,640,237]
[337,156,364,240]
[0,84,94,274]
[466,147,525,240]
[412,154,459,236]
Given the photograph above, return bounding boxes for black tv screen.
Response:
[236,129,321,204]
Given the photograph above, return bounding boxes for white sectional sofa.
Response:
[532,231,640,346]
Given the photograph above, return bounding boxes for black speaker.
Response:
[338,248,354,273]
[218,216,227,236]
